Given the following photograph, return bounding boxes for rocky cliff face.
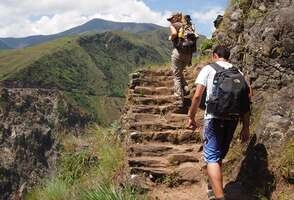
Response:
[0,87,89,200]
[214,0,293,89]
[213,0,293,198]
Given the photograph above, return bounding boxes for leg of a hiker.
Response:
[207,162,224,199]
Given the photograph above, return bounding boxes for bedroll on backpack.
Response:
[206,63,250,117]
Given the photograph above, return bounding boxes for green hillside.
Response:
[0,30,171,125]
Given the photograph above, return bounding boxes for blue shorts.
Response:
[203,118,238,163]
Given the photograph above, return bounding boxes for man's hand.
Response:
[240,111,250,143]
[187,117,197,130]
[240,126,250,143]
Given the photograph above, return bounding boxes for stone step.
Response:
[128,121,186,132]
[136,69,173,77]
[128,152,199,168]
[130,95,179,106]
[128,143,200,157]
[129,113,188,123]
[166,153,199,165]
[133,86,173,96]
[129,78,174,88]
[174,162,202,184]
[130,162,202,184]
[126,104,179,115]
[125,102,190,115]
[129,129,200,144]
[130,77,195,89]
[130,167,172,179]
[128,157,170,168]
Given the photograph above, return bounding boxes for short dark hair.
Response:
[213,45,230,60]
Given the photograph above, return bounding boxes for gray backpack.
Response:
[200,63,250,117]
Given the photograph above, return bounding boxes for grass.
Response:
[0,37,77,80]
[81,184,137,200]
[247,9,266,21]
[25,126,135,200]
[163,172,181,188]
[279,140,294,182]
[230,0,252,8]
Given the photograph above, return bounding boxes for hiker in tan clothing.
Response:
[168,13,198,107]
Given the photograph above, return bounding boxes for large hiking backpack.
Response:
[176,23,198,53]
[205,63,251,117]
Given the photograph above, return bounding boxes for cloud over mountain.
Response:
[0,0,170,37]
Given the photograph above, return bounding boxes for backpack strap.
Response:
[209,62,225,72]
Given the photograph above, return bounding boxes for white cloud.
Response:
[192,7,224,23]
[0,0,170,37]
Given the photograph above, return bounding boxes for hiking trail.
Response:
[122,67,209,200]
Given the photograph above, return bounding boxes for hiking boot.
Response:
[207,182,216,200]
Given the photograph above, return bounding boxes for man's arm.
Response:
[240,111,250,143]
[187,84,206,129]
[169,25,178,41]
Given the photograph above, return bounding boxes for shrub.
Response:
[25,179,69,200]
[81,184,137,200]
[58,150,98,185]
[199,39,217,53]
[280,141,294,183]
[247,9,265,20]
[230,0,251,7]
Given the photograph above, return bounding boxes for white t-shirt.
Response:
[195,60,233,119]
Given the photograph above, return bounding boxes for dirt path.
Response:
[122,68,209,200]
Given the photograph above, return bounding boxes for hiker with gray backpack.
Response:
[187,45,251,200]
[167,12,199,108]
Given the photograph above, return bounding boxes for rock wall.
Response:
[213,0,294,198]
[214,0,293,89]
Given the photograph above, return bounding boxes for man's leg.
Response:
[203,119,226,199]
[171,49,185,102]
[207,162,224,199]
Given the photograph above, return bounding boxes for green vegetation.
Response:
[58,149,98,185]
[0,37,76,79]
[279,140,294,182]
[25,127,135,200]
[230,0,252,9]
[0,30,170,125]
[163,172,181,188]
[82,184,136,200]
[247,9,266,21]
[199,38,218,53]
[25,179,70,200]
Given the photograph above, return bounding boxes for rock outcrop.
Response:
[212,0,294,198]
[0,87,89,200]
[214,0,293,90]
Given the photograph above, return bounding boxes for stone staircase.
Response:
[122,68,208,199]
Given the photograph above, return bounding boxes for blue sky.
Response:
[0,0,229,37]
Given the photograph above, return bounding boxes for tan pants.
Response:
[171,48,192,99]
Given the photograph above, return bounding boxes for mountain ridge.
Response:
[0,18,165,49]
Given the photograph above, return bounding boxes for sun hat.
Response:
[167,12,182,22]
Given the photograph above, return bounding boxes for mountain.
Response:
[0,29,171,125]
[0,18,163,49]
[0,40,10,49]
